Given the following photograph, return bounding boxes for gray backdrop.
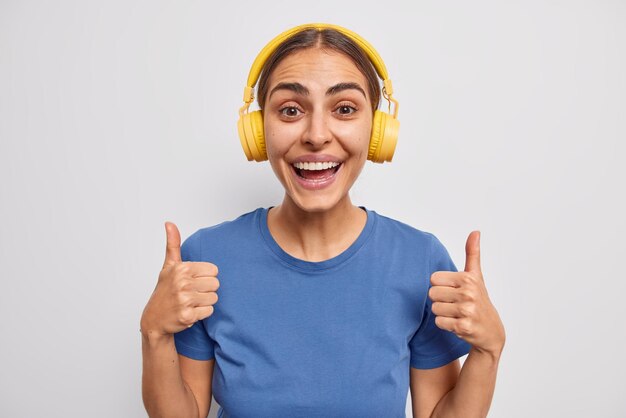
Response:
[1,0,624,417]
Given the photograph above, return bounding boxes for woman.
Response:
[141,23,505,418]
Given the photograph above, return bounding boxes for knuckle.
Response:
[178,310,194,326]
[459,303,475,317]
[461,273,475,286]
[175,291,190,306]
[174,263,189,277]
[212,277,220,290]
[457,318,473,335]
[210,292,219,304]
[460,289,475,302]
[174,278,189,292]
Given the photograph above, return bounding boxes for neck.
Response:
[267,194,367,262]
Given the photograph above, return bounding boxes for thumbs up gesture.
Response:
[140,222,220,337]
[429,231,505,355]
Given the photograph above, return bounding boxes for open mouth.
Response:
[292,161,342,181]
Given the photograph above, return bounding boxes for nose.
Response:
[301,111,332,148]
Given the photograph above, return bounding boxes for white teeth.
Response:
[292,161,340,170]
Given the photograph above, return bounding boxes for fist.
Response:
[140,222,220,337]
[428,231,505,355]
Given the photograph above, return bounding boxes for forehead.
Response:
[267,48,368,93]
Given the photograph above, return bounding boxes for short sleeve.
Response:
[173,232,216,361]
[409,233,472,369]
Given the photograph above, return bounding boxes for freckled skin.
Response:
[263,48,373,213]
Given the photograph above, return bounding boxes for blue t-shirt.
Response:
[174,207,471,418]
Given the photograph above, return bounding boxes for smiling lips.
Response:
[290,160,342,190]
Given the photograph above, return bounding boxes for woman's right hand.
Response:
[140,222,220,337]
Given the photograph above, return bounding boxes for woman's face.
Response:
[263,47,373,213]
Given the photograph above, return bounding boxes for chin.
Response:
[288,191,348,214]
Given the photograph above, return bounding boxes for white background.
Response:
[1,0,624,417]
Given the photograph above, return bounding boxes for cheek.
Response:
[264,123,292,159]
[334,123,372,155]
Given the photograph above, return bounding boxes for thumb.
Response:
[163,221,182,268]
[464,230,481,273]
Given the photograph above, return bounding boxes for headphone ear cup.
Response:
[368,110,399,163]
[237,110,267,162]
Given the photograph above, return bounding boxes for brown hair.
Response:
[256,28,381,113]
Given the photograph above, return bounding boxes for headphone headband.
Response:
[242,23,394,105]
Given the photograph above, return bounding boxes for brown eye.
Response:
[339,106,354,114]
[335,104,357,116]
[279,106,302,118]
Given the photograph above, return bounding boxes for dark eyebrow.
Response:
[267,81,367,100]
[268,82,309,99]
[326,82,366,99]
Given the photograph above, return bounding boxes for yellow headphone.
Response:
[237,23,400,163]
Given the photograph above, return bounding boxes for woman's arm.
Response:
[414,231,505,418]
[141,222,220,417]
[141,332,201,418]
[411,348,502,418]
[410,360,460,418]
[179,355,215,416]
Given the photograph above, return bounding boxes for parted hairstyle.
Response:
[255,28,382,114]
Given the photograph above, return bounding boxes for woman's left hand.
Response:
[428,231,506,356]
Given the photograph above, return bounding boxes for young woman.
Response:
[141,23,505,418]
